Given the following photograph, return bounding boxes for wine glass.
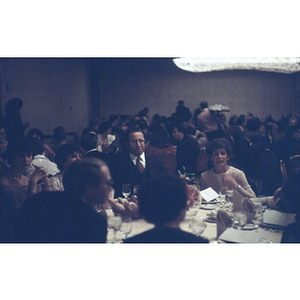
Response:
[120,217,132,240]
[107,214,122,243]
[122,184,131,199]
[252,210,264,232]
[233,211,247,230]
[189,216,207,236]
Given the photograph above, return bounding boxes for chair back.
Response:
[155,152,177,174]
[196,148,209,174]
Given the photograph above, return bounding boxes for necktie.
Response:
[136,156,144,174]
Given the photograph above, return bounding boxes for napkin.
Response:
[242,198,256,222]
[232,190,243,212]
[217,209,233,238]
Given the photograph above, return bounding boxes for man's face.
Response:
[172,127,182,141]
[128,131,145,156]
[89,165,113,205]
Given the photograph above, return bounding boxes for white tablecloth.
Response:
[106,206,283,243]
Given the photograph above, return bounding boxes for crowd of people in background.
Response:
[0,97,300,242]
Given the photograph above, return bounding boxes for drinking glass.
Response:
[133,185,140,197]
[233,211,247,230]
[225,189,233,212]
[107,215,122,243]
[252,210,264,232]
[120,217,132,240]
[122,184,131,199]
[219,186,228,208]
[189,216,207,236]
[258,196,268,211]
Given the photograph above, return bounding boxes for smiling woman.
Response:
[199,138,256,198]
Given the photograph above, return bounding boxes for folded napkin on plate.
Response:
[232,190,243,212]
[242,198,256,222]
[217,209,233,238]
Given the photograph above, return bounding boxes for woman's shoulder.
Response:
[227,166,244,175]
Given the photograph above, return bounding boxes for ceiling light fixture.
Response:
[173,57,300,74]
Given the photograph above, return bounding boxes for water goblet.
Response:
[120,217,132,240]
[189,216,207,236]
[122,184,131,200]
[107,214,122,243]
[233,211,247,230]
[252,210,264,232]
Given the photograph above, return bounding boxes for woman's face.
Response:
[13,153,32,170]
[211,148,229,171]
[63,152,82,170]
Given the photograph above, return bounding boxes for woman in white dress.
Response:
[200,138,256,198]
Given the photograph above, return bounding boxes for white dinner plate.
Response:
[200,204,219,210]
[242,224,256,230]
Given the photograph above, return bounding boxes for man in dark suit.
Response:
[172,124,200,175]
[16,158,111,243]
[111,127,167,198]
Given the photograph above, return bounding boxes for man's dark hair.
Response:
[138,174,187,226]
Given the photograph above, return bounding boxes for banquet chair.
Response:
[195,148,209,175]
[258,148,283,195]
[155,152,177,174]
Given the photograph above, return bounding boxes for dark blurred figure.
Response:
[16,158,110,243]
[27,128,55,162]
[172,124,200,175]
[281,169,300,243]
[2,98,29,143]
[124,174,209,243]
[52,126,67,153]
[175,100,192,124]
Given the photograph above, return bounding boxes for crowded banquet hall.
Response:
[3,56,299,296]
[1,57,300,246]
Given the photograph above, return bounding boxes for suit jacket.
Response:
[124,226,209,243]
[111,151,167,198]
[16,191,107,243]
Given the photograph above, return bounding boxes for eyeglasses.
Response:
[129,139,146,145]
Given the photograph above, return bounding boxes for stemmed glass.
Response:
[122,184,131,199]
[120,217,132,240]
[233,211,247,230]
[107,214,122,243]
[189,216,207,236]
[252,210,264,232]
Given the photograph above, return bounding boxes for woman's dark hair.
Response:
[207,138,232,157]
[55,144,84,171]
[7,139,32,166]
[27,128,45,142]
[138,174,187,226]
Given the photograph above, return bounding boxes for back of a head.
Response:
[55,144,82,171]
[80,132,98,152]
[28,137,45,157]
[53,126,67,142]
[63,157,105,195]
[200,101,208,110]
[5,98,23,114]
[138,174,187,226]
